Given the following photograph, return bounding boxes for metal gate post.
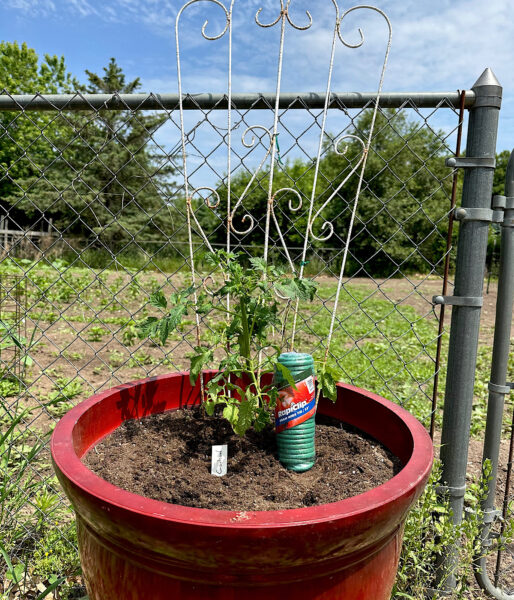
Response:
[474,150,514,600]
[436,68,502,592]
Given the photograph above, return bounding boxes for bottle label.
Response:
[275,375,316,433]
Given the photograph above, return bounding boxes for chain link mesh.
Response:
[0,92,511,597]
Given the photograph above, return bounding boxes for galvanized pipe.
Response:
[437,68,502,593]
[474,150,514,600]
[0,91,476,111]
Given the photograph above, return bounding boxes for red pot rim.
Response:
[51,372,433,528]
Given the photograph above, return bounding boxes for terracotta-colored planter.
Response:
[51,372,433,600]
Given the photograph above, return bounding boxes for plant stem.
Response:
[239,297,251,368]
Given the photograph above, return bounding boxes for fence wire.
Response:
[0,92,511,598]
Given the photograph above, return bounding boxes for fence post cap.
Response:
[472,67,501,89]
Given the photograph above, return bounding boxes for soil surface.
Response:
[83,409,402,511]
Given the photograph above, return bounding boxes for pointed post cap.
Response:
[471,68,502,108]
[472,67,501,89]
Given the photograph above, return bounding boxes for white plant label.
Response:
[211,444,228,477]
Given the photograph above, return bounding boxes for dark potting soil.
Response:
[83,409,403,511]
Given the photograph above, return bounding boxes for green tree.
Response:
[199,158,314,260]
[203,110,454,276]
[493,149,510,195]
[0,41,80,228]
[320,110,453,275]
[4,57,178,245]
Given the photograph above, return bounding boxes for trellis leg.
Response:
[436,68,502,594]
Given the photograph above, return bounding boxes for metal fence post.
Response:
[473,150,514,600]
[437,68,502,592]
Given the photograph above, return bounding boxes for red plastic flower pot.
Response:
[51,372,433,600]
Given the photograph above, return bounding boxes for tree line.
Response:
[0,42,176,248]
[0,41,508,275]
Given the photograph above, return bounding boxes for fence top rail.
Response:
[0,91,475,111]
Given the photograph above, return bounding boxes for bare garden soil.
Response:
[83,409,402,511]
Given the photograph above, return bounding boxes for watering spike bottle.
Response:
[274,352,316,472]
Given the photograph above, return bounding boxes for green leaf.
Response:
[137,316,159,338]
[0,318,24,350]
[196,298,213,314]
[319,368,338,403]
[223,403,239,425]
[149,290,167,309]
[295,277,318,301]
[248,256,267,272]
[253,408,271,432]
[204,400,216,416]
[189,347,213,385]
[275,362,297,389]
[158,318,170,346]
[276,277,317,301]
[22,354,33,367]
[171,285,195,305]
[165,304,188,334]
[234,398,255,436]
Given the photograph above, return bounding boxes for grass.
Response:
[0,256,512,598]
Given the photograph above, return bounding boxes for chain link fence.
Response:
[0,90,512,598]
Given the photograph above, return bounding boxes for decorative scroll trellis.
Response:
[175,0,392,377]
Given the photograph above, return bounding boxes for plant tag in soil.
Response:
[211,444,228,477]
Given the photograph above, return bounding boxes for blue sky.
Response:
[1,0,513,168]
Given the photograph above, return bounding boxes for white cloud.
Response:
[67,0,98,17]
[9,0,56,16]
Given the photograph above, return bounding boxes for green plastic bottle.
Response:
[273,352,316,473]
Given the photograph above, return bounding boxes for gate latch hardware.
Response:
[435,483,466,498]
[488,382,512,395]
[433,295,483,307]
[453,207,503,223]
[445,156,496,169]
[493,195,514,210]
[483,508,501,524]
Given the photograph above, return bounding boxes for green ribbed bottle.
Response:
[274,352,316,473]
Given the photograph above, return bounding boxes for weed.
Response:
[46,378,84,418]
[0,397,49,577]
[31,524,80,586]
[127,276,142,300]
[121,322,138,347]
[108,350,125,368]
[127,351,154,367]
[392,462,494,599]
[86,326,108,343]
[0,377,22,397]
[63,351,84,362]
[32,489,62,530]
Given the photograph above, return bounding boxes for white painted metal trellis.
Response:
[175,0,392,380]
